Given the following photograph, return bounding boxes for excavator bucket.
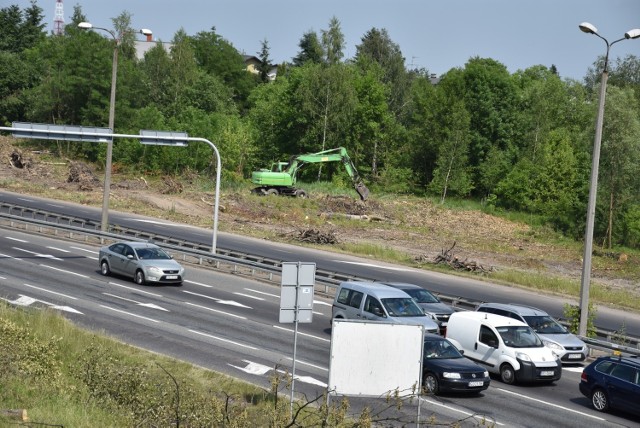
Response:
[355,182,369,201]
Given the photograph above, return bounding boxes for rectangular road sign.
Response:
[279,262,316,323]
[140,129,189,146]
[12,122,112,143]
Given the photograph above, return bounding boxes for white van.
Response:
[445,311,561,385]
[331,281,440,334]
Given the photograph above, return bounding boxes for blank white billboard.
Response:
[328,320,423,396]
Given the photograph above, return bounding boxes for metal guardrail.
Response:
[1,207,639,356]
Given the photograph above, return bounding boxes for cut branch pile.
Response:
[9,150,32,169]
[433,241,494,273]
[161,176,183,194]
[294,228,339,245]
[67,161,100,190]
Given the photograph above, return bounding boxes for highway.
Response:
[1,228,639,427]
[1,189,640,339]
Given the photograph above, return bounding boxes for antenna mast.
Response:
[54,0,64,36]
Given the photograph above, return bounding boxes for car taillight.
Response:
[580,372,587,382]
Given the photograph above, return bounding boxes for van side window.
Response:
[364,296,384,317]
[479,325,498,347]
[348,291,364,309]
[336,288,351,305]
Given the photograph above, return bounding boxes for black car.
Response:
[422,334,490,395]
[579,355,640,416]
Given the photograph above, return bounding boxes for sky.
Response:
[10,0,640,81]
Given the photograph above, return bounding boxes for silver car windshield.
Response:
[523,315,568,334]
[496,326,543,348]
[405,289,439,304]
[382,298,424,317]
[135,247,171,260]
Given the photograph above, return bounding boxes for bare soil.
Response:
[1,137,639,303]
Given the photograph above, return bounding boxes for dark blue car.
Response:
[579,356,640,416]
[422,334,490,395]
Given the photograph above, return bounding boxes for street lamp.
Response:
[78,22,152,232]
[577,22,640,337]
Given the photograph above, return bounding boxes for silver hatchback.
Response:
[99,241,185,286]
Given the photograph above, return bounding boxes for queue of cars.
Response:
[330,280,640,419]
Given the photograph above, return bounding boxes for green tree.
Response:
[463,57,519,196]
[354,27,411,119]
[190,28,257,109]
[257,38,271,83]
[0,1,45,53]
[599,85,640,248]
[321,16,345,65]
[292,30,323,66]
[428,100,473,202]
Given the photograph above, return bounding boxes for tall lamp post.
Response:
[78,22,152,232]
[577,22,640,337]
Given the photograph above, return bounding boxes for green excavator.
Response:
[251,147,369,201]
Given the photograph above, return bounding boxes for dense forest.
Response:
[2,3,640,249]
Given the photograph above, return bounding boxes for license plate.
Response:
[166,275,178,279]
[468,381,484,387]
[568,354,582,359]
[541,370,555,376]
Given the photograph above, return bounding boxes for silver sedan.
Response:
[98,241,185,285]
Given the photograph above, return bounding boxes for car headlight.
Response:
[148,266,163,275]
[442,372,461,379]
[516,352,531,362]
[542,340,563,351]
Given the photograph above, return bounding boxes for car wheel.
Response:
[500,363,516,385]
[100,261,111,276]
[591,388,609,412]
[423,373,439,395]
[135,270,146,285]
[266,189,278,196]
[295,189,307,198]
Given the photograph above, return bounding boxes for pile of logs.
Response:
[433,241,494,274]
[67,161,100,190]
[294,228,339,245]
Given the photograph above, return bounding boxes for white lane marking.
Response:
[100,305,160,323]
[283,357,328,372]
[183,290,252,308]
[14,247,63,261]
[272,325,330,342]
[103,293,169,311]
[2,294,83,314]
[17,197,35,203]
[46,203,64,208]
[233,292,265,301]
[420,396,503,426]
[23,283,77,299]
[245,288,278,298]
[128,219,200,229]
[108,282,163,297]
[314,300,332,307]
[495,387,605,421]
[0,275,6,279]
[313,311,324,316]
[47,246,70,253]
[230,360,327,387]
[332,260,412,271]
[8,295,37,305]
[71,246,97,254]
[0,253,22,261]
[184,279,213,288]
[230,360,271,375]
[6,237,28,242]
[189,330,257,350]
[40,264,89,278]
[183,301,247,319]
